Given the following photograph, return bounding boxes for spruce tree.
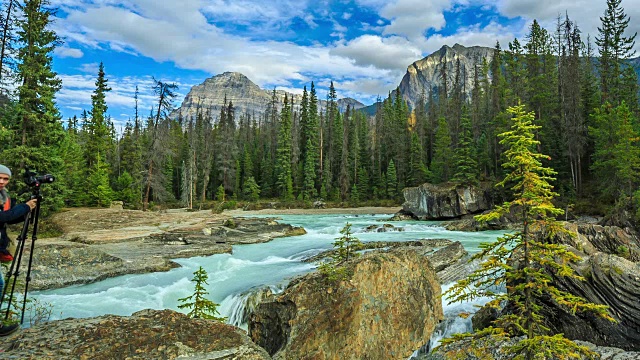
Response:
[143,78,178,211]
[443,104,613,360]
[83,62,113,206]
[431,117,452,183]
[386,160,397,200]
[0,0,18,93]
[452,108,478,185]
[242,176,260,202]
[590,102,640,200]
[3,0,65,213]
[178,266,226,321]
[275,94,293,200]
[596,0,637,104]
[302,138,317,200]
[408,131,429,187]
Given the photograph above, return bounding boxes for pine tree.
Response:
[452,107,478,185]
[590,102,640,200]
[87,155,113,207]
[302,138,317,200]
[408,131,429,187]
[356,166,369,201]
[83,62,113,206]
[0,0,18,93]
[242,176,260,202]
[2,0,66,213]
[442,104,613,360]
[114,171,137,208]
[317,222,363,282]
[275,94,293,200]
[59,124,85,206]
[386,160,397,200]
[178,266,226,321]
[596,0,637,104]
[143,78,178,211]
[431,117,452,183]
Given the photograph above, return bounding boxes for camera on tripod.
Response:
[23,169,54,187]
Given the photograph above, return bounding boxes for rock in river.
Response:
[249,247,444,360]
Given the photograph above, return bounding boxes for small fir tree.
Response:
[242,176,260,202]
[442,104,613,360]
[114,171,137,208]
[215,184,225,202]
[178,266,226,321]
[386,160,398,200]
[318,223,363,282]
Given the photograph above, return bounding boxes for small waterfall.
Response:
[220,283,286,330]
[408,282,499,359]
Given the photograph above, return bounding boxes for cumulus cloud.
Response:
[54,47,84,58]
[331,35,422,71]
[381,0,452,39]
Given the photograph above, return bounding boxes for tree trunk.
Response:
[0,0,15,84]
[143,160,153,211]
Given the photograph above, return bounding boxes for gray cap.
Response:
[0,165,11,177]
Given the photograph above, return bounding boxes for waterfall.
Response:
[219,283,286,330]
[409,282,498,359]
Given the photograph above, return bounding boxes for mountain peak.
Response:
[173,72,364,121]
[400,44,495,108]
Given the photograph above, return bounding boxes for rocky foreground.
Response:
[0,309,271,360]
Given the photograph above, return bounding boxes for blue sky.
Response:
[48,0,640,129]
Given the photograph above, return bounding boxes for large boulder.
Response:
[402,182,493,220]
[249,248,444,360]
[0,309,271,359]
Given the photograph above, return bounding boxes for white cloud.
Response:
[54,47,84,58]
[331,35,422,70]
[77,63,100,74]
[381,0,452,39]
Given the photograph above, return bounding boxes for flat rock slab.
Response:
[21,209,305,290]
[0,309,271,359]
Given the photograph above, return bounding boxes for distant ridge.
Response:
[171,72,364,122]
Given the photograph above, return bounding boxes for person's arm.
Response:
[0,201,30,224]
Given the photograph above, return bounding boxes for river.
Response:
[32,213,505,351]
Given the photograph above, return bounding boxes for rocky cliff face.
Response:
[0,309,271,359]
[398,44,494,108]
[249,247,443,360]
[172,72,364,122]
[471,223,640,351]
[541,224,640,351]
[401,182,494,220]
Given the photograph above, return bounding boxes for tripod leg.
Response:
[1,211,31,321]
[21,197,41,324]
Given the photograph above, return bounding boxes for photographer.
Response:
[0,165,37,262]
[0,165,36,336]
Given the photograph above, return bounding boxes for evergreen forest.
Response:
[0,0,639,225]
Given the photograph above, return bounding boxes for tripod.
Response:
[0,186,41,324]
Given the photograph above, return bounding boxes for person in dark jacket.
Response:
[0,164,36,336]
